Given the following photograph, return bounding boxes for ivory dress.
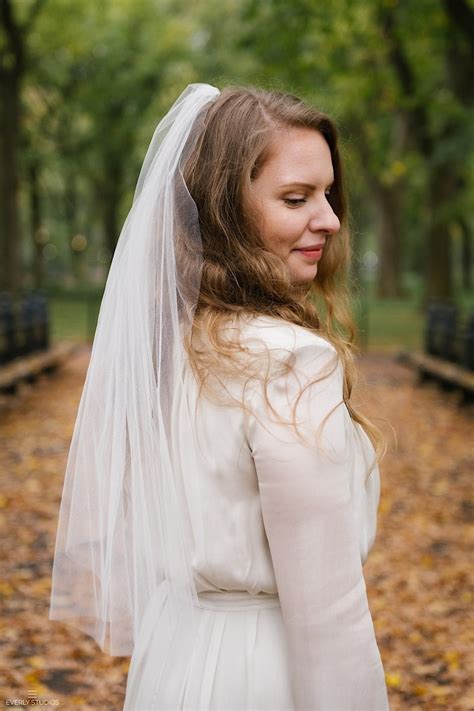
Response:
[123,314,389,711]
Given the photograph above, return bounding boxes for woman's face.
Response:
[248,127,341,284]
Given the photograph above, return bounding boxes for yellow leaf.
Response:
[386,672,401,688]
[70,696,88,705]
[0,581,15,596]
[378,498,391,514]
[413,685,428,696]
[25,671,40,684]
[24,672,48,695]
[444,650,460,671]
[421,554,433,568]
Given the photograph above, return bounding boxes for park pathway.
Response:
[0,347,472,710]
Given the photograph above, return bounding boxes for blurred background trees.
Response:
[1,0,472,348]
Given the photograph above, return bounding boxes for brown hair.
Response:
[181,84,388,481]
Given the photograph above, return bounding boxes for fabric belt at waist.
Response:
[196,590,280,611]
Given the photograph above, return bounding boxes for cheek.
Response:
[262,206,304,250]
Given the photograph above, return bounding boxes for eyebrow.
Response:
[279,180,334,190]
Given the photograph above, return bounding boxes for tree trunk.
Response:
[459,217,472,292]
[424,160,458,303]
[352,114,407,300]
[104,192,120,259]
[0,69,22,293]
[374,181,405,299]
[102,159,123,261]
[1,0,47,293]
[63,171,87,284]
[29,161,44,289]
[64,168,78,277]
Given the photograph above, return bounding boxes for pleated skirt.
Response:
[123,586,296,711]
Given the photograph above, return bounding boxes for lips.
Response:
[293,244,325,261]
[295,243,325,251]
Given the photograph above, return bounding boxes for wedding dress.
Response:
[123,314,389,711]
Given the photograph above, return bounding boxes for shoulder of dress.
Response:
[236,314,336,355]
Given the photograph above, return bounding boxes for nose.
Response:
[308,199,340,236]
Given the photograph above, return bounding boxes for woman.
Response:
[50,83,389,710]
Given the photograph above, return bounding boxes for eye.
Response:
[325,188,332,197]
[283,197,307,206]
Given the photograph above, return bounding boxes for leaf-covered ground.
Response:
[0,347,472,710]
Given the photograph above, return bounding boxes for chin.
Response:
[290,267,318,285]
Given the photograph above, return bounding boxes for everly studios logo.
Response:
[4,689,60,706]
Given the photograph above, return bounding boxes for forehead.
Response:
[260,127,334,184]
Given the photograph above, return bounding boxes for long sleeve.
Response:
[246,337,389,711]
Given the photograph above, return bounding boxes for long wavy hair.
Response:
[180,85,388,481]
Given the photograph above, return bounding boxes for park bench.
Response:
[0,290,79,396]
[397,302,474,403]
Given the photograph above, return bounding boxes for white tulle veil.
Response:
[49,83,221,665]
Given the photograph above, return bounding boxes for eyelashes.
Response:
[283,198,307,206]
[283,190,332,207]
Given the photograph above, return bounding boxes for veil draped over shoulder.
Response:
[49,83,221,663]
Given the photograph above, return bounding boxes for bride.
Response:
[50,83,390,710]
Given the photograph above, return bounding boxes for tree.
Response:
[377,0,473,302]
[0,0,46,293]
[25,0,203,283]
[234,0,473,302]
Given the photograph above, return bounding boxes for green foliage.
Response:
[12,0,473,316]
